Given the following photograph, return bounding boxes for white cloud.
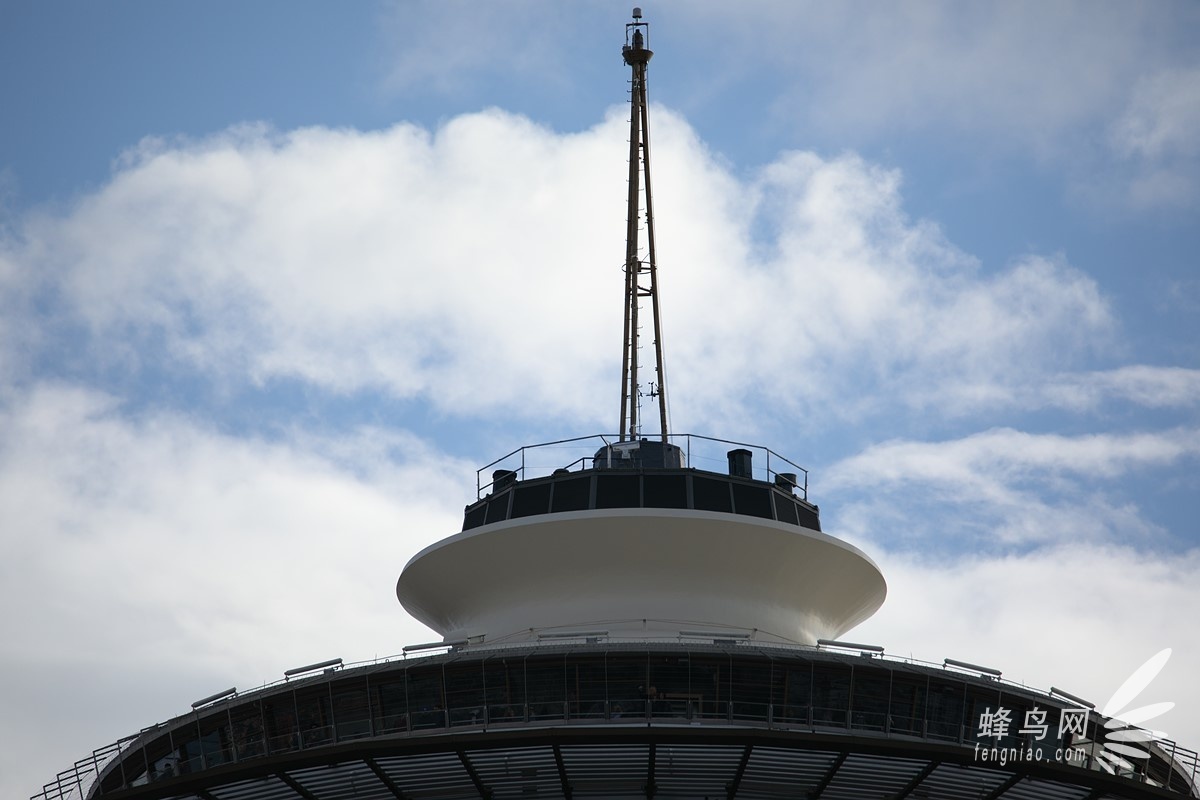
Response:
[824,427,1200,547]
[1111,68,1200,162]
[693,3,1156,146]
[2,111,1119,435]
[14,113,630,424]
[676,1,1200,210]
[663,150,1113,429]
[0,384,462,797]
[1038,366,1200,412]
[850,544,1200,762]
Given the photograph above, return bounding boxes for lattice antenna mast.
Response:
[618,7,670,443]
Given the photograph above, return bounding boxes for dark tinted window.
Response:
[526,656,566,720]
[812,665,851,726]
[890,674,926,735]
[731,483,773,519]
[445,661,486,726]
[551,476,591,512]
[643,473,688,508]
[852,669,890,731]
[796,503,820,531]
[926,679,966,741]
[372,676,408,734]
[463,503,487,530]
[484,491,511,524]
[596,474,640,508]
[773,492,799,525]
[692,476,733,513]
[511,482,552,518]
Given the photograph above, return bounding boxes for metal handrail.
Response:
[475,432,811,500]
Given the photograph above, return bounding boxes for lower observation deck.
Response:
[38,641,1200,800]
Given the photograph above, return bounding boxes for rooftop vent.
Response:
[727,448,753,479]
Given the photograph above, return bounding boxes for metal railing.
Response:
[475,433,810,500]
[33,737,140,800]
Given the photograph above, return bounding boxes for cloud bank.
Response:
[2,109,1125,435]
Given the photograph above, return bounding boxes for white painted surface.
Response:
[397,508,886,646]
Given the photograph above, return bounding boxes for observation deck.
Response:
[38,640,1200,800]
[397,434,887,648]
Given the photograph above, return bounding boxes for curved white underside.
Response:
[397,508,886,646]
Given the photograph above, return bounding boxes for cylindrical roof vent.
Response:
[492,469,517,492]
[727,448,753,480]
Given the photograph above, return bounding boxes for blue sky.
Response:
[3,2,1199,797]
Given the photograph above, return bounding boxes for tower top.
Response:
[622,9,653,66]
[618,8,666,441]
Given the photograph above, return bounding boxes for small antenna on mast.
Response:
[617,8,669,444]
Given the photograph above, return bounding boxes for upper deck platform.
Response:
[462,433,821,533]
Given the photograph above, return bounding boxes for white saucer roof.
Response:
[397,506,886,646]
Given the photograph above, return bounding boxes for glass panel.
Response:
[230,698,267,760]
[773,491,799,524]
[331,679,371,740]
[171,727,202,775]
[689,653,729,719]
[407,668,446,730]
[649,654,693,718]
[197,713,233,768]
[511,481,552,518]
[372,675,408,734]
[606,653,648,717]
[483,656,526,723]
[525,655,566,721]
[692,476,732,513]
[551,476,591,512]
[463,502,487,530]
[568,654,608,719]
[889,674,926,736]
[445,661,486,726]
[812,664,851,727]
[484,491,511,524]
[731,483,773,519]
[729,657,772,721]
[643,473,688,509]
[796,503,820,530]
[262,694,299,753]
[295,687,332,747]
[851,668,890,731]
[964,685,1003,746]
[595,474,640,508]
[777,662,812,725]
[926,678,966,741]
